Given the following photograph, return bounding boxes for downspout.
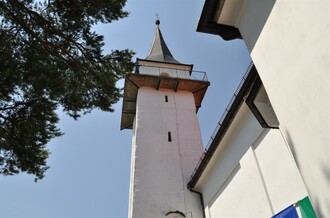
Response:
[187,187,206,218]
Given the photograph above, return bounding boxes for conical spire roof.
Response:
[146,20,180,64]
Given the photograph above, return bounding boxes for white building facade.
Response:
[196,0,329,217]
[188,67,310,217]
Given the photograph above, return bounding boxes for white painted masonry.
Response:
[197,0,330,216]
[128,86,203,218]
[195,104,308,217]
[240,1,330,216]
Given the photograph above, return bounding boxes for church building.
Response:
[196,0,329,217]
[121,1,325,215]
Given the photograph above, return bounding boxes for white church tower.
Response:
[121,20,209,218]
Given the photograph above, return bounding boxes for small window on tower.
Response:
[168,131,172,142]
[165,95,168,102]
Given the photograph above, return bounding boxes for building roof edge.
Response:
[196,0,242,40]
[188,64,258,189]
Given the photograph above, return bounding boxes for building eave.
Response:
[197,0,242,40]
[188,64,258,189]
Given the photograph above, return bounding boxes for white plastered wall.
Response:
[253,128,308,213]
[129,87,203,218]
[196,104,308,217]
[218,0,276,51]
[237,1,330,216]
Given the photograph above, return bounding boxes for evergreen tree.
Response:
[0,0,134,181]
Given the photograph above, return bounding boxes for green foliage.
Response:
[0,0,134,181]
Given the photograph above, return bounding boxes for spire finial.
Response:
[155,14,160,26]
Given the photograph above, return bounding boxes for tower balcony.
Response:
[120,65,210,130]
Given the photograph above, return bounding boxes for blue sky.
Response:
[0,1,251,217]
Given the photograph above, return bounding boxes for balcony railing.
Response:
[132,65,208,82]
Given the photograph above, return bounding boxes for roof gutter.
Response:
[187,65,258,189]
[187,187,206,218]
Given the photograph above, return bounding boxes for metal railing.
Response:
[132,65,208,82]
[205,62,253,150]
[190,61,254,181]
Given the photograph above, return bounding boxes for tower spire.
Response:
[146,19,180,63]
